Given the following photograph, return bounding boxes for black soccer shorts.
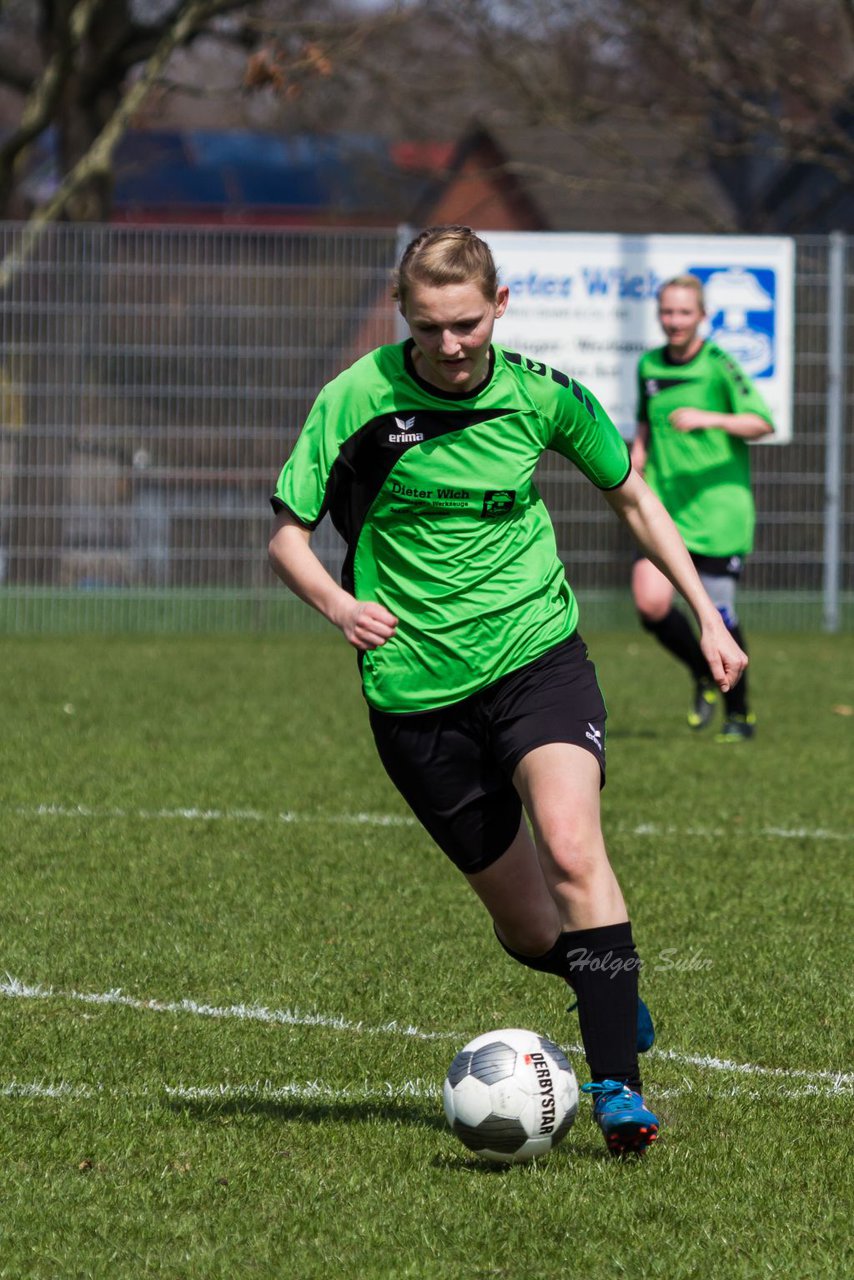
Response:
[368,631,606,876]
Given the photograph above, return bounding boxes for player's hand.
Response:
[669,408,714,432]
[699,616,748,693]
[340,600,398,651]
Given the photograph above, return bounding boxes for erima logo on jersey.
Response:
[585,722,603,752]
[389,414,424,444]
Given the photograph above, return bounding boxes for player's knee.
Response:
[637,600,670,627]
[632,568,671,623]
[498,918,563,960]
[538,824,602,888]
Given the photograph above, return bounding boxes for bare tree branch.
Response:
[629,0,854,182]
[0,0,224,287]
[76,0,258,109]
[839,0,854,46]
[0,49,38,93]
[0,0,102,206]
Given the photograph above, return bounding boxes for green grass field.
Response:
[1,630,852,1279]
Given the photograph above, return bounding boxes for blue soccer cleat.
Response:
[582,1079,660,1156]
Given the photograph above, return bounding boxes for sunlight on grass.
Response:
[0,633,851,1278]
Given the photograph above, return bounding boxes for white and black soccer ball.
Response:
[443,1028,579,1164]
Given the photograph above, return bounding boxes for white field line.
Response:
[0,1076,850,1104]
[15,803,417,827]
[0,976,457,1042]
[0,1078,439,1104]
[626,821,853,842]
[7,802,854,841]
[2,976,852,1097]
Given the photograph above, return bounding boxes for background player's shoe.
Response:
[688,678,718,730]
[637,996,655,1053]
[582,1079,660,1156]
[716,712,756,743]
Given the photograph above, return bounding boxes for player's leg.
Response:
[463,773,657,1151]
[633,556,716,729]
[463,815,561,955]
[484,631,654,1040]
[368,666,657,1153]
[480,638,657,1152]
[511,744,638,1084]
[508,743,658,1153]
[699,567,755,741]
[478,637,660,1152]
[512,743,623,927]
[368,697,570,961]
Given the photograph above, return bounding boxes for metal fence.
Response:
[0,224,851,634]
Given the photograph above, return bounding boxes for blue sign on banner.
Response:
[689,266,776,379]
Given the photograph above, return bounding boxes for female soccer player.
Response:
[268,227,746,1156]
[632,274,775,740]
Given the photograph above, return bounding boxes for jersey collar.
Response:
[403,339,496,399]
[662,340,706,368]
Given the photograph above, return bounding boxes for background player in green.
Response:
[268,227,747,1156]
[632,274,775,740]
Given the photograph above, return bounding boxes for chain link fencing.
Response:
[0,225,849,633]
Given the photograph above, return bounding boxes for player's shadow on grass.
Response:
[431,1134,626,1171]
[169,1099,620,1167]
[168,1096,447,1132]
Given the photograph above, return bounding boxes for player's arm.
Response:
[630,420,650,471]
[602,470,747,692]
[668,407,774,439]
[267,511,397,651]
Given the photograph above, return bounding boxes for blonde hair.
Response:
[392,225,499,310]
[658,273,706,311]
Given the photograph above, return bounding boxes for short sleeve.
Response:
[548,377,631,490]
[714,348,774,424]
[270,386,339,527]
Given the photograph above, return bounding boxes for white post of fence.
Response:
[824,231,846,633]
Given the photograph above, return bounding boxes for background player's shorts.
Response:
[691,553,744,629]
[368,632,606,876]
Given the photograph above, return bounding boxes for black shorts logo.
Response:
[481,489,516,518]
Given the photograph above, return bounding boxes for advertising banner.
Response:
[485,233,795,443]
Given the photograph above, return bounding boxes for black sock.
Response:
[496,922,641,1090]
[641,606,710,683]
[562,923,641,1090]
[723,622,749,717]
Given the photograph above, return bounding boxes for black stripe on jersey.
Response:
[323,409,504,594]
[647,376,702,393]
[503,350,573,393]
[503,350,595,418]
[708,345,754,396]
[570,380,596,418]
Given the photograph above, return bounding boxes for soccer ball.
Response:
[443,1028,579,1164]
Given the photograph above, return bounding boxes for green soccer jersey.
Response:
[272,340,631,713]
[636,341,773,557]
